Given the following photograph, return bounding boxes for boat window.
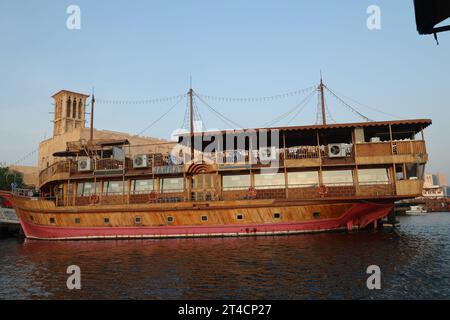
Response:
[322,170,354,186]
[75,218,81,224]
[274,213,281,219]
[254,173,285,189]
[104,217,110,224]
[201,215,208,222]
[222,174,250,191]
[406,163,425,180]
[161,178,183,193]
[77,182,100,196]
[236,214,244,220]
[49,217,55,224]
[167,216,174,223]
[358,168,389,185]
[103,181,125,195]
[395,164,405,181]
[135,216,142,225]
[132,179,154,194]
[287,171,319,187]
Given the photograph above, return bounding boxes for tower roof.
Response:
[51,90,90,98]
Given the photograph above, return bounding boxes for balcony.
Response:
[355,140,427,165]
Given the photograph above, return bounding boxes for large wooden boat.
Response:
[11,81,432,240]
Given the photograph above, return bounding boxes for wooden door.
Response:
[191,173,217,201]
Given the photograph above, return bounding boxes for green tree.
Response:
[0,166,23,191]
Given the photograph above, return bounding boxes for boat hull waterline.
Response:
[14,200,392,240]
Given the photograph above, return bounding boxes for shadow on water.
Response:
[1,213,450,299]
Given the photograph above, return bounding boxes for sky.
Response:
[0,0,449,177]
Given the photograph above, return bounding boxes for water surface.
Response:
[1,213,449,299]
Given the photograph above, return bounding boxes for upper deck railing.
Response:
[39,140,427,187]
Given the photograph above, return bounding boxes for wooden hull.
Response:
[12,196,393,240]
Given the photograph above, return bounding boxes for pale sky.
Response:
[0,0,449,178]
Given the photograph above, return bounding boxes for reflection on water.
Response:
[1,213,450,299]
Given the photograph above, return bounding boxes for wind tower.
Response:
[51,90,90,136]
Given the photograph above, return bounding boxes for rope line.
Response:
[96,93,187,105]
[196,85,316,103]
[194,92,245,129]
[263,90,317,127]
[286,91,317,125]
[135,96,185,136]
[327,88,406,120]
[325,86,373,122]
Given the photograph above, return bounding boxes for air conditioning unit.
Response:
[133,154,148,168]
[370,137,381,143]
[78,158,92,171]
[259,147,277,161]
[328,144,347,158]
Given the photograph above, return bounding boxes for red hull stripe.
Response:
[19,203,393,240]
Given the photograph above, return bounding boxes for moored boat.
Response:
[0,191,21,235]
[11,80,432,240]
[405,205,428,216]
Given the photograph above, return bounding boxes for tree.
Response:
[0,166,23,191]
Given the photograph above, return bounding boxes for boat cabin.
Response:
[37,118,431,207]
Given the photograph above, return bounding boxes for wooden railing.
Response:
[39,141,427,187]
[95,159,125,171]
[356,140,426,157]
[39,161,71,185]
[392,140,426,155]
[355,143,392,157]
[52,181,401,207]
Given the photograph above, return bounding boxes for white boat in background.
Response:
[406,205,428,216]
[0,192,21,234]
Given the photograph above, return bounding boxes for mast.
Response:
[319,76,327,125]
[188,87,194,161]
[90,92,95,142]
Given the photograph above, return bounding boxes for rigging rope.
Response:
[196,85,316,103]
[96,93,187,105]
[326,88,406,120]
[8,149,38,167]
[135,96,185,136]
[286,91,317,126]
[194,92,245,129]
[262,90,316,127]
[325,86,373,122]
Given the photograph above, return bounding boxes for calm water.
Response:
[1,213,450,300]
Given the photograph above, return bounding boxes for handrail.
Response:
[38,141,427,187]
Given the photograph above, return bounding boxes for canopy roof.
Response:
[178,119,432,138]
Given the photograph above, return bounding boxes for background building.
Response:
[423,173,449,198]
[12,90,173,187]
